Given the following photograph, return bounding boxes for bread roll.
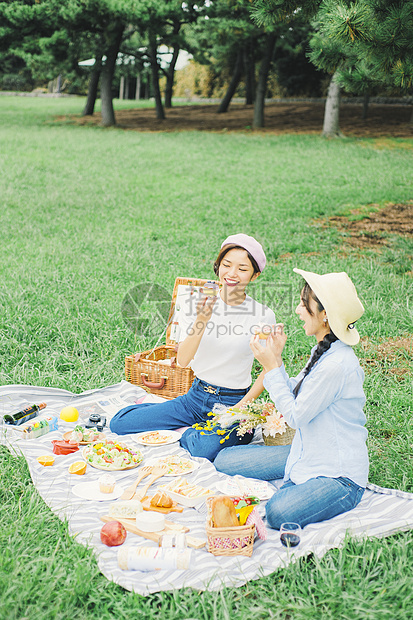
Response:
[150,491,173,508]
[211,496,239,527]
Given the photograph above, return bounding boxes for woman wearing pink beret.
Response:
[111,233,276,461]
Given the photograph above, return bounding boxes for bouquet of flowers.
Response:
[193,400,288,444]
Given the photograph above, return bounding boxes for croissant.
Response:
[150,491,173,508]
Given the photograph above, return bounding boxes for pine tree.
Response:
[309,0,413,134]
[252,0,413,135]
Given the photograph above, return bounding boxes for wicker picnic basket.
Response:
[125,277,217,400]
[205,497,255,557]
[263,424,296,446]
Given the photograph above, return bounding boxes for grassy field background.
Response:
[0,95,412,619]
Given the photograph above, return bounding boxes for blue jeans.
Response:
[214,445,365,529]
[109,378,254,462]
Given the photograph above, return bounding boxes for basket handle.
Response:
[140,374,167,390]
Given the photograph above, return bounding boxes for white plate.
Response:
[131,430,181,446]
[72,481,124,501]
[215,477,274,501]
[146,456,199,477]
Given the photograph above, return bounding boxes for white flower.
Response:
[212,404,245,428]
[262,414,287,437]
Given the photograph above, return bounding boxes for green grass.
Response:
[1,95,413,619]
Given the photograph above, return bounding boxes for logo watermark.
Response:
[121,283,171,338]
[121,281,295,338]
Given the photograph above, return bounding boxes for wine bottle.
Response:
[3,402,47,426]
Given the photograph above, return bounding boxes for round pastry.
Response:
[150,491,173,509]
[255,324,272,340]
[135,511,165,532]
[200,281,220,297]
[99,473,116,494]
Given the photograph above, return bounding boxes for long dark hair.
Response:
[293,282,338,398]
[213,244,260,276]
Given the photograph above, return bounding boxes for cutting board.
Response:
[141,496,183,514]
[100,515,206,549]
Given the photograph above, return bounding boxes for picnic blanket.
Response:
[2,380,413,596]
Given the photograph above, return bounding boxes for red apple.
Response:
[100,521,127,547]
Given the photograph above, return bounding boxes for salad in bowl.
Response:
[83,439,143,471]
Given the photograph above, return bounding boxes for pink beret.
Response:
[221,233,266,272]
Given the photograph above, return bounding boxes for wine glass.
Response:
[280,522,301,548]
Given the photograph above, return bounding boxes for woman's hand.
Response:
[250,324,287,372]
[195,295,217,324]
[177,295,217,367]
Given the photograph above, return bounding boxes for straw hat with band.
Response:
[293,268,364,346]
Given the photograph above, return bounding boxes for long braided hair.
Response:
[293,283,338,398]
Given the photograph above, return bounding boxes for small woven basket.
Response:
[205,496,255,557]
[206,521,255,557]
[263,424,296,446]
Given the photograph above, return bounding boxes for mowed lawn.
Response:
[0,95,412,619]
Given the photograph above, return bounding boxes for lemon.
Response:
[60,406,79,422]
[68,461,87,475]
[37,455,55,466]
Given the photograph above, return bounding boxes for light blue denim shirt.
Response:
[263,340,369,487]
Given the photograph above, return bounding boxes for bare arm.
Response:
[232,369,267,408]
[176,296,217,367]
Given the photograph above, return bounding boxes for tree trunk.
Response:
[164,46,180,108]
[244,48,255,105]
[82,53,102,116]
[253,32,276,129]
[362,93,369,120]
[119,76,125,100]
[218,49,243,113]
[410,105,413,125]
[148,33,165,120]
[322,71,342,138]
[135,74,141,100]
[100,27,124,127]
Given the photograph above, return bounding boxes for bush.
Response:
[0,73,33,92]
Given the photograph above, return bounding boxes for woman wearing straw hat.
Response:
[110,234,276,461]
[214,269,368,529]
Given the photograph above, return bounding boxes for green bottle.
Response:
[3,402,47,426]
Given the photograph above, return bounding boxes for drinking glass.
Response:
[280,522,301,548]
